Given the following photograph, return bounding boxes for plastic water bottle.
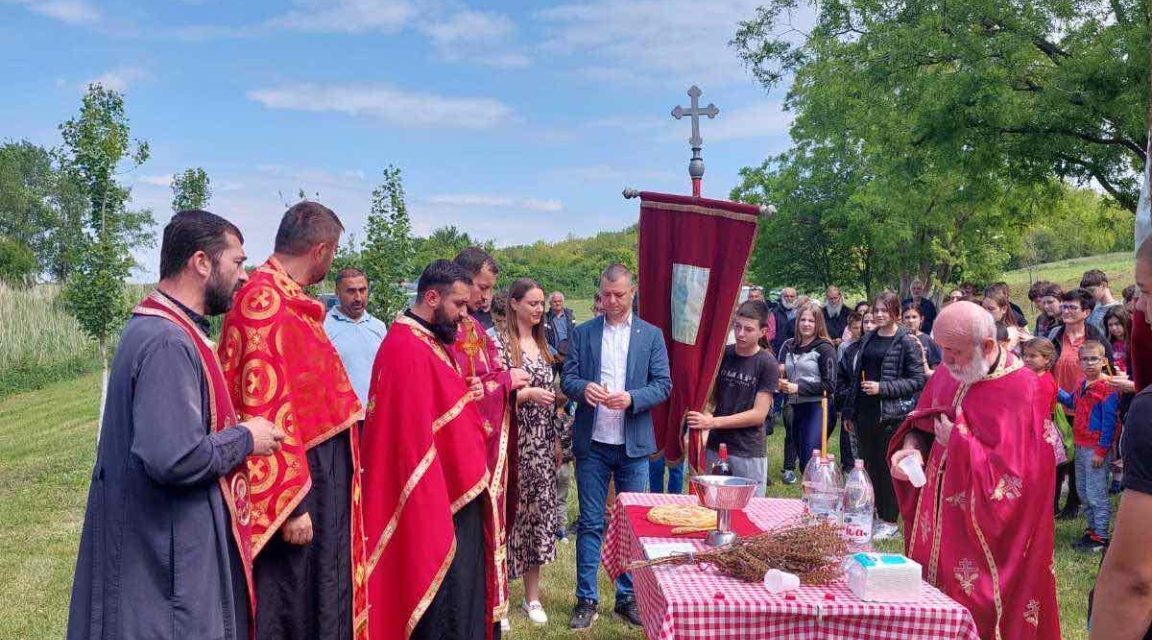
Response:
[801,449,821,522]
[825,454,845,524]
[804,453,842,525]
[842,459,875,552]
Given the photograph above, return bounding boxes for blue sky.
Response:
[0,0,802,279]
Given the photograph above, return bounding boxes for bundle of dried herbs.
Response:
[628,521,850,585]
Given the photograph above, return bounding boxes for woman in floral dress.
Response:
[498,278,562,626]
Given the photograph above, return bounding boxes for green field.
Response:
[1000,252,1134,303]
[0,252,1135,638]
[0,372,1104,639]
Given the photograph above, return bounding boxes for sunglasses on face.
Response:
[1060,304,1083,312]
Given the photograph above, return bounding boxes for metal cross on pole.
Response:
[671,85,719,197]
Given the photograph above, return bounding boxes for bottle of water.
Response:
[801,449,821,522]
[804,453,842,525]
[825,454,845,524]
[842,459,875,552]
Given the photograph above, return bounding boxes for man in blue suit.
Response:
[562,264,672,629]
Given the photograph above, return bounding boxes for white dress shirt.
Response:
[591,314,633,445]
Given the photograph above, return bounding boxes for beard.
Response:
[826,302,843,317]
[781,299,796,311]
[430,305,461,344]
[204,270,239,316]
[947,348,991,385]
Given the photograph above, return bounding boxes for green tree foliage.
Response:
[0,237,37,287]
[412,226,493,269]
[0,140,88,281]
[734,0,1147,211]
[58,83,155,393]
[361,166,415,319]
[495,228,637,298]
[1012,187,1135,268]
[171,167,211,211]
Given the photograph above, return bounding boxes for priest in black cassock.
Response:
[67,210,284,640]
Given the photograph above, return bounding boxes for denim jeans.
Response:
[704,448,767,496]
[647,455,684,494]
[575,441,649,603]
[1074,445,1112,538]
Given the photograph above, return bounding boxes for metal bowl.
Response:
[691,475,758,512]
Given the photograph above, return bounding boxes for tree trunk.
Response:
[97,338,108,445]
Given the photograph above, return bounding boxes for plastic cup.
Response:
[764,569,801,594]
[898,452,927,488]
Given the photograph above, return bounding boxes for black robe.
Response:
[67,316,253,640]
[254,430,353,640]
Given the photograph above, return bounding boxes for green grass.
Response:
[1000,252,1133,302]
[0,375,1101,639]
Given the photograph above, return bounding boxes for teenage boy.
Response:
[686,300,779,495]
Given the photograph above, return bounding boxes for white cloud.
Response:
[420,10,530,67]
[537,0,767,86]
[3,0,100,25]
[705,102,792,141]
[137,174,172,187]
[423,194,564,212]
[424,10,514,47]
[266,0,414,34]
[247,84,515,129]
[87,67,148,93]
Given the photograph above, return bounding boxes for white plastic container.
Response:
[845,553,922,602]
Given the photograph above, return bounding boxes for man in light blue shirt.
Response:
[324,267,387,406]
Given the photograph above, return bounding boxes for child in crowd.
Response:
[838,311,864,360]
[902,303,940,376]
[1105,305,1131,374]
[1058,341,1119,552]
[1022,338,1073,511]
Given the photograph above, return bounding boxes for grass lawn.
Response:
[1,373,1106,639]
[1000,252,1134,302]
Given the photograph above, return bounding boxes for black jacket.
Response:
[823,306,850,342]
[840,327,926,424]
[770,303,794,356]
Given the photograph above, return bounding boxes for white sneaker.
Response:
[522,600,548,625]
[500,617,511,632]
[872,522,900,540]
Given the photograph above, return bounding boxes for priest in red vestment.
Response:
[220,202,368,640]
[450,248,529,628]
[889,301,1059,639]
[361,259,496,640]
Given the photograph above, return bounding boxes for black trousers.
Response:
[855,417,900,523]
[411,496,492,640]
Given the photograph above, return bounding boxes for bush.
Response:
[0,237,37,287]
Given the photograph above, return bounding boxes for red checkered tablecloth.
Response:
[603,492,980,640]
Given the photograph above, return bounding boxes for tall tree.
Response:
[171,167,211,211]
[0,140,87,281]
[734,0,1148,211]
[58,83,154,426]
[361,166,415,320]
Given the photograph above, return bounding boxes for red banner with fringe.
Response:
[637,192,761,471]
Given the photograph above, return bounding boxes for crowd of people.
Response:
[64,201,1152,640]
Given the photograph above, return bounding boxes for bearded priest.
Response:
[220,202,368,640]
[450,247,530,630]
[888,301,1059,639]
[361,259,498,640]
